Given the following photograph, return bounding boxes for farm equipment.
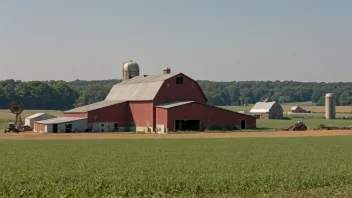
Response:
[4,122,20,133]
[4,122,30,133]
[313,124,352,131]
[4,101,26,133]
[276,121,308,131]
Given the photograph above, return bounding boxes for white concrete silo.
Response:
[325,93,336,119]
[122,60,140,81]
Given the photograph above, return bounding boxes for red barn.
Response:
[64,65,256,132]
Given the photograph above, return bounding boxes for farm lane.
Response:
[1,130,352,140]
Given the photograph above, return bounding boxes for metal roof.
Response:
[64,73,183,113]
[290,106,299,110]
[35,117,87,124]
[249,101,277,113]
[155,101,195,109]
[25,113,46,119]
[64,100,126,113]
[119,73,180,84]
[106,73,181,101]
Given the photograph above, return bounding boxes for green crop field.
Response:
[256,118,352,131]
[1,137,352,197]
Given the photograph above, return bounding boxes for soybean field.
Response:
[1,137,352,197]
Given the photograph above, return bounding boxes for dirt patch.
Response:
[1,130,352,140]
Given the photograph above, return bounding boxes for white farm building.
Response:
[25,113,57,129]
[249,101,283,119]
[34,117,88,133]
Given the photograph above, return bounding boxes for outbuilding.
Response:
[291,106,311,113]
[25,113,57,130]
[34,117,88,133]
[250,101,283,119]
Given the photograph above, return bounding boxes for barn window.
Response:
[176,77,184,84]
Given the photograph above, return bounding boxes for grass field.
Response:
[1,137,352,197]
[219,105,352,114]
[256,118,352,131]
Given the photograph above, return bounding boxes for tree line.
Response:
[199,80,352,106]
[0,79,351,110]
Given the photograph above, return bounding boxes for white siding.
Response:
[72,119,88,132]
[46,125,52,133]
[25,114,57,129]
[45,119,88,133]
[90,122,132,132]
[58,124,66,133]
[92,122,120,132]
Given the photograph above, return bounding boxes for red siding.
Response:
[157,102,256,131]
[64,113,88,118]
[128,101,154,128]
[156,107,168,128]
[87,102,129,126]
[34,122,45,132]
[154,74,207,105]
[260,113,269,119]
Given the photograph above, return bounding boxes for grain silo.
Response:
[325,93,336,119]
[122,60,140,81]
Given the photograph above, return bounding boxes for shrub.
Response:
[205,125,238,132]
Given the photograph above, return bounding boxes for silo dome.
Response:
[325,93,333,98]
[123,60,139,70]
[122,60,140,81]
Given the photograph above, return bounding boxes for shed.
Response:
[291,106,311,113]
[34,117,88,133]
[25,113,57,129]
[250,101,283,119]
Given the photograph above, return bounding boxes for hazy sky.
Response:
[1,1,351,82]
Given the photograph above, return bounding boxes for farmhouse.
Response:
[25,113,56,129]
[250,101,283,119]
[61,61,256,133]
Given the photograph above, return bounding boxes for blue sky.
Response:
[0,0,351,82]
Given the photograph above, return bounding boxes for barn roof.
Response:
[119,73,180,84]
[155,101,195,109]
[156,101,255,118]
[25,113,46,119]
[35,117,87,124]
[105,73,180,101]
[291,106,299,110]
[249,101,277,113]
[64,100,126,113]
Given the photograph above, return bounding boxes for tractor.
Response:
[4,122,20,133]
[276,121,308,131]
[291,121,308,131]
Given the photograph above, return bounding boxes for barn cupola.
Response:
[163,67,171,74]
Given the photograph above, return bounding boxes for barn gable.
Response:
[154,73,208,104]
[250,101,277,113]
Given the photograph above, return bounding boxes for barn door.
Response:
[53,124,58,133]
[240,120,246,129]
